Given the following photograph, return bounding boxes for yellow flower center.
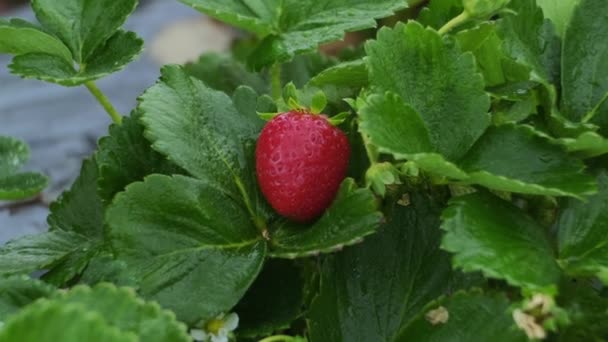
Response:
[205,318,224,335]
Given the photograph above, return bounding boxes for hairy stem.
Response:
[582,91,608,123]
[270,63,282,100]
[438,11,470,35]
[84,81,122,124]
[259,335,304,342]
[361,133,379,165]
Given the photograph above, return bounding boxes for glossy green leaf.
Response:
[0,19,71,61]
[557,172,608,284]
[139,65,266,221]
[50,284,190,342]
[31,0,137,62]
[0,276,56,320]
[366,22,490,161]
[498,0,561,84]
[0,301,136,342]
[107,174,266,324]
[460,125,597,198]
[96,110,181,203]
[561,0,608,133]
[235,260,304,337]
[441,192,561,291]
[308,192,462,342]
[269,179,382,258]
[395,291,527,341]
[9,30,143,86]
[358,92,433,156]
[0,136,47,200]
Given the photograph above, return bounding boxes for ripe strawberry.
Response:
[256,110,350,222]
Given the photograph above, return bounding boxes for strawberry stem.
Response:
[235,177,268,236]
[438,11,470,35]
[270,63,282,100]
[84,81,122,124]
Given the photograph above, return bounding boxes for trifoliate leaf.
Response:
[561,0,608,134]
[96,110,181,203]
[107,175,266,324]
[0,301,136,342]
[395,291,527,341]
[557,172,608,284]
[235,260,305,337]
[0,136,47,200]
[269,179,382,258]
[31,0,137,63]
[497,0,561,84]
[181,0,407,70]
[441,192,561,292]
[0,276,56,320]
[308,192,466,342]
[366,22,490,161]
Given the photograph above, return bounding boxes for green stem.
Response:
[234,177,268,239]
[84,81,122,124]
[259,335,303,342]
[270,63,282,100]
[582,91,608,123]
[437,11,470,35]
[361,133,379,165]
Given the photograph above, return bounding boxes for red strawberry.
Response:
[256,110,350,222]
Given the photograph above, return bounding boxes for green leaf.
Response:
[308,59,368,89]
[559,131,608,159]
[235,260,304,337]
[43,158,105,285]
[9,30,143,86]
[561,0,608,132]
[0,19,71,62]
[456,23,531,87]
[308,192,464,342]
[269,179,382,258]
[50,284,190,342]
[557,172,608,284]
[535,0,581,37]
[139,66,266,222]
[0,136,47,200]
[178,0,280,37]
[0,230,90,277]
[0,301,137,342]
[460,125,597,198]
[0,276,56,320]
[184,53,269,96]
[31,0,137,63]
[441,192,561,291]
[107,174,266,324]
[358,92,433,156]
[96,110,181,203]
[395,291,527,341]
[366,22,490,161]
[498,0,561,84]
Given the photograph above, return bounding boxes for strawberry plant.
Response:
[0,0,607,340]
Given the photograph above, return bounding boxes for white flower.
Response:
[189,313,239,342]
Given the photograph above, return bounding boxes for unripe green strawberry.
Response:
[256,111,350,222]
